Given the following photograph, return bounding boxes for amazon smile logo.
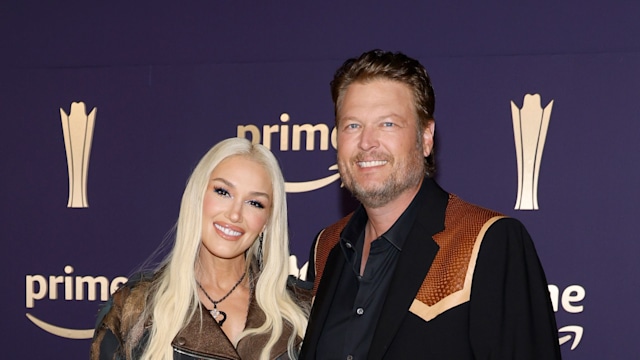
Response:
[549,284,586,351]
[237,112,341,193]
[26,265,127,339]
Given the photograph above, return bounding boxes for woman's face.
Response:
[200,155,272,263]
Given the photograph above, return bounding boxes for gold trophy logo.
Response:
[60,102,96,208]
[511,94,553,210]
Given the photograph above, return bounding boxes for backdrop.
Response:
[2,1,638,358]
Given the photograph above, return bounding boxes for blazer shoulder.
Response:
[311,213,353,294]
[410,196,506,322]
[444,194,504,225]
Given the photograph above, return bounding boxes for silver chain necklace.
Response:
[197,272,246,327]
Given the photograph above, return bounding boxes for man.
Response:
[300,50,561,359]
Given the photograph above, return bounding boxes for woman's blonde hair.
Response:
[140,137,308,360]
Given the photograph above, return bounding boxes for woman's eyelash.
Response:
[248,200,265,209]
[214,187,230,196]
[214,186,265,209]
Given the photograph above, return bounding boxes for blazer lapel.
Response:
[299,245,345,359]
[367,178,449,359]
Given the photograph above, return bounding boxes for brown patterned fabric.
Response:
[417,195,500,306]
[312,213,352,295]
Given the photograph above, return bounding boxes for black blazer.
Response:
[300,178,561,359]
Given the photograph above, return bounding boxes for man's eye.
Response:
[382,122,395,127]
[346,123,359,129]
[214,187,230,197]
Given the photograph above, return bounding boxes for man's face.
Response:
[336,79,434,208]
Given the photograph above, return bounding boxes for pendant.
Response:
[210,308,227,326]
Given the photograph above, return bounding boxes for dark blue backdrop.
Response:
[2,1,639,358]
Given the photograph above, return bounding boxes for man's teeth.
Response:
[215,224,242,236]
[358,160,387,168]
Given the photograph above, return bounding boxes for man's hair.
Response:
[330,49,436,176]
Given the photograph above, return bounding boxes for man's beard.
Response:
[339,145,425,209]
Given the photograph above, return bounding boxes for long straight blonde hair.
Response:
[140,138,308,360]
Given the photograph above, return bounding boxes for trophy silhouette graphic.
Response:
[511,94,553,210]
[60,102,96,208]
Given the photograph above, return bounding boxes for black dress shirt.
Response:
[315,183,423,360]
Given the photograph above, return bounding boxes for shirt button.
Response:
[347,355,354,360]
[345,242,353,249]
[356,307,364,315]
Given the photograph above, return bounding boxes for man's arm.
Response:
[470,218,562,359]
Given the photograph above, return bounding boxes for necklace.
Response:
[197,272,246,327]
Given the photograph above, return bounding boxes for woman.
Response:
[90,138,309,360]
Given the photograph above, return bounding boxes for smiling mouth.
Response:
[358,160,388,168]
[214,224,242,236]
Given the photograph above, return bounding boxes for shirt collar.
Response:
[340,177,428,251]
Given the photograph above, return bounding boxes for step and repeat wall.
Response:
[2,2,639,358]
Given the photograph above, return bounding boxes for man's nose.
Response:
[358,125,379,151]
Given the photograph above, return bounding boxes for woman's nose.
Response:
[226,200,243,223]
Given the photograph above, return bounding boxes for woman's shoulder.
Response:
[286,275,313,304]
[111,272,156,307]
[91,272,158,359]
[94,272,157,331]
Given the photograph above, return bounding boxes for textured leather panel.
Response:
[410,211,506,322]
[312,213,352,294]
[416,195,501,306]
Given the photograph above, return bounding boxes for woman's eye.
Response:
[214,187,230,197]
[247,200,265,209]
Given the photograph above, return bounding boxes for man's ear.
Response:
[422,120,435,157]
